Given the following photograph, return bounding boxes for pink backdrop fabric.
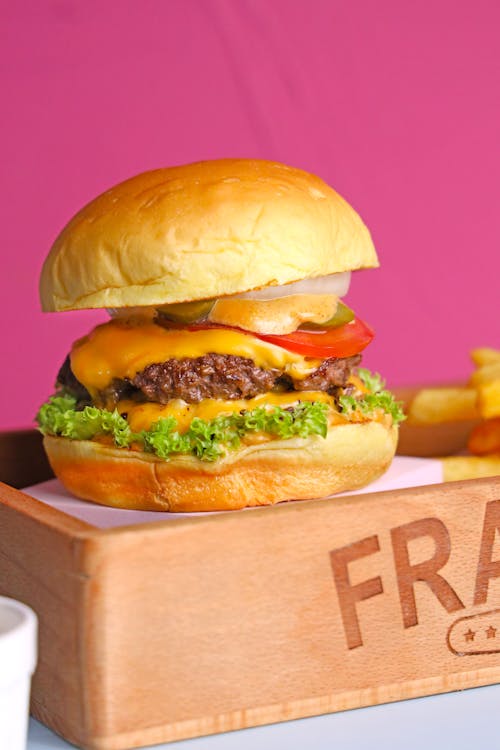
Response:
[1,0,499,429]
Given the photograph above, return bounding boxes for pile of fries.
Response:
[405,348,500,481]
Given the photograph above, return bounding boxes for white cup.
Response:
[0,597,38,750]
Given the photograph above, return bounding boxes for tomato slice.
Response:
[255,318,375,357]
[184,318,374,358]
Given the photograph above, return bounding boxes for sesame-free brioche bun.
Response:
[43,421,397,512]
[40,159,378,312]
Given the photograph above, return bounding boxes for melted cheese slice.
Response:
[70,320,322,395]
[117,391,339,434]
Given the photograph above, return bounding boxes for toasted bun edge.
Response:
[43,421,398,512]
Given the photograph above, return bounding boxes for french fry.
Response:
[396,345,499,459]
[476,380,500,419]
[442,454,500,482]
[468,361,500,387]
[468,418,500,455]
[407,388,479,424]
[470,347,500,367]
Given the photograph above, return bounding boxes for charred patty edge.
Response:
[57,352,362,407]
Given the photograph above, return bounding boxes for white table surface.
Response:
[28,683,500,749]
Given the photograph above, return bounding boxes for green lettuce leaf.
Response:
[37,394,134,447]
[36,395,329,462]
[339,368,406,424]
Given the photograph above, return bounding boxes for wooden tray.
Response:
[0,429,499,750]
[393,383,480,457]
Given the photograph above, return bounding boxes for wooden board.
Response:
[0,431,499,750]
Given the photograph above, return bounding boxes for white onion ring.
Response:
[232,272,351,300]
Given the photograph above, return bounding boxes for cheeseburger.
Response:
[37,159,403,512]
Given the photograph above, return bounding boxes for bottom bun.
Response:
[43,421,398,512]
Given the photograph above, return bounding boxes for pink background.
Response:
[1,1,499,429]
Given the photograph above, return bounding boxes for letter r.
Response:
[391,517,464,628]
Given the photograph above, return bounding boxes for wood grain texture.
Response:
[2,472,500,749]
[0,483,94,746]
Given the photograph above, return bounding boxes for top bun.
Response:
[40,159,378,312]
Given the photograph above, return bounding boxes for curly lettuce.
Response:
[37,396,134,447]
[338,367,406,424]
[36,395,329,462]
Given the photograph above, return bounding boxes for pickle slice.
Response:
[156,299,216,323]
[299,301,355,330]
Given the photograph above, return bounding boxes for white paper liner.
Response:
[22,456,443,529]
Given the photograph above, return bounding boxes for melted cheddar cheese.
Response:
[70,320,322,396]
[117,391,339,434]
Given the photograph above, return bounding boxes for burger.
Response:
[37,159,404,512]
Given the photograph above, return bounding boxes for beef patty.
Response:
[292,355,361,392]
[57,352,361,406]
[133,354,280,403]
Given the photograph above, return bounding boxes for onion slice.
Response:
[231,272,351,300]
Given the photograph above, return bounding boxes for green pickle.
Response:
[299,301,355,330]
[156,299,215,323]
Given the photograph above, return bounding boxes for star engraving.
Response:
[486,626,497,639]
[464,629,475,642]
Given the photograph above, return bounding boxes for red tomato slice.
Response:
[255,318,375,357]
[185,318,374,358]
